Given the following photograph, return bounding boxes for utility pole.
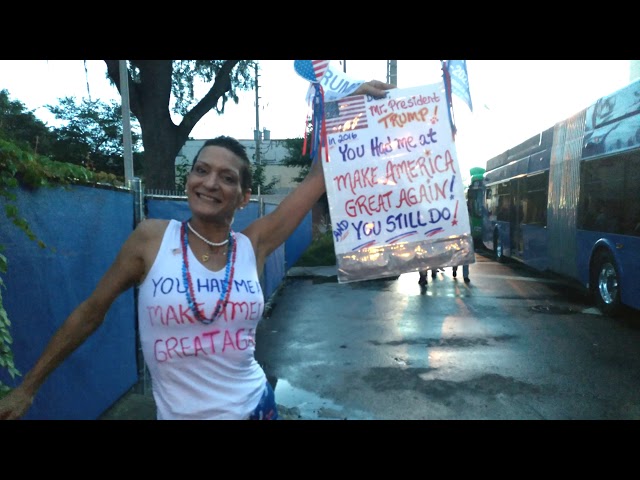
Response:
[387,60,397,85]
[119,60,134,186]
[254,62,261,166]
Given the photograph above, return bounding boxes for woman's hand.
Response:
[353,79,396,98]
[0,386,34,420]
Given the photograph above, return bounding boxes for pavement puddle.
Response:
[274,378,373,420]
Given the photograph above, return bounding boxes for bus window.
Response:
[485,187,494,216]
[524,171,548,226]
[622,153,640,236]
[496,182,511,222]
[580,154,625,234]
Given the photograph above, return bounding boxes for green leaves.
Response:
[0,251,20,394]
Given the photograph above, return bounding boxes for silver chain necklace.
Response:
[186,222,229,247]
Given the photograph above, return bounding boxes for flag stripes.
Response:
[312,60,330,81]
[325,96,368,132]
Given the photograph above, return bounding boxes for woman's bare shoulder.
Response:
[128,219,173,280]
[134,218,172,239]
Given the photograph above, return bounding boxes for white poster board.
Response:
[323,81,475,283]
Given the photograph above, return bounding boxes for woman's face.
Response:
[186,145,250,222]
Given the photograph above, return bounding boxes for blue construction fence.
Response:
[0,183,312,419]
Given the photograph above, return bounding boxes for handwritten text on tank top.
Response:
[144,274,264,362]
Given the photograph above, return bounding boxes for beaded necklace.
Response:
[180,221,236,324]
[187,222,229,247]
[187,221,228,262]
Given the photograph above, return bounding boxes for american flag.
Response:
[325,96,368,133]
[294,60,330,83]
[312,60,329,81]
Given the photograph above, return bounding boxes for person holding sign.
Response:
[452,264,470,282]
[0,69,394,420]
[418,269,438,285]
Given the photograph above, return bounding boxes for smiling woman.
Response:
[0,59,635,419]
[0,75,396,420]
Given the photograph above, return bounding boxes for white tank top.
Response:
[137,219,266,419]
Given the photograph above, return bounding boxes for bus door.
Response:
[486,181,513,257]
[511,177,526,259]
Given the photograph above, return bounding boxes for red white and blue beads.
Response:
[180,221,236,324]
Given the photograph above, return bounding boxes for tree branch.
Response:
[179,60,239,136]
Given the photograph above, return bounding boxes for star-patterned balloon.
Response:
[294,60,330,83]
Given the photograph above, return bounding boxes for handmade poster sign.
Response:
[322,81,475,283]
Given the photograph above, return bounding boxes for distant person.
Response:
[418,269,439,285]
[455,190,477,282]
[452,264,471,283]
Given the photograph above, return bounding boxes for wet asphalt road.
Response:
[254,251,640,420]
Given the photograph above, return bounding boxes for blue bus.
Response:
[482,79,640,316]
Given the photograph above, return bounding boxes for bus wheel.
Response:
[493,231,504,263]
[591,250,622,316]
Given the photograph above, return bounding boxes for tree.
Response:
[103,60,255,190]
[280,134,329,216]
[281,137,312,183]
[251,163,278,195]
[46,97,144,177]
[1,90,145,179]
[0,89,57,155]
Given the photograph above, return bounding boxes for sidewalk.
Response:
[285,265,337,278]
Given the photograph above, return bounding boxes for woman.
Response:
[0,78,394,420]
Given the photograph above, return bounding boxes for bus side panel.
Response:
[547,111,585,281]
[576,231,640,311]
[619,237,640,310]
[521,224,549,271]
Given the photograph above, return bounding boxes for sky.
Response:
[0,59,634,180]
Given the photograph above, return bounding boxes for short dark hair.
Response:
[191,136,252,193]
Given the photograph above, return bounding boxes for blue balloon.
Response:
[294,60,318,82]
